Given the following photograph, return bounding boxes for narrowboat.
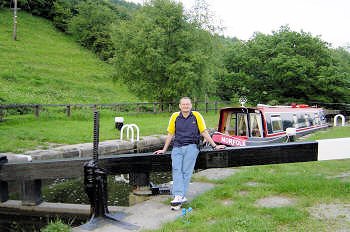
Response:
[211,103,328,147]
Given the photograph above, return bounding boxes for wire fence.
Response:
[0,101,348,122]
[0,100,234,121]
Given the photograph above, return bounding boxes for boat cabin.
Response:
[212,104,328,146]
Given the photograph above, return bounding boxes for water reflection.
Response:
[0,214,83,232]
[42,176,131,206]
[41,171,171,206]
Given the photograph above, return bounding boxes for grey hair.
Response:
[179,97,192,104]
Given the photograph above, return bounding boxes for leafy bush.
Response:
[18,0,55,19]
[52,0,80,32]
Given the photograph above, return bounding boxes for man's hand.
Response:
[154,149,166,155]
[214,144,226,150]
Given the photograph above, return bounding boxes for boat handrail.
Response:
[257,104,292,108]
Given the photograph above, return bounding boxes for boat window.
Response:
[297,114,306,128]
[271,115,283,132]
[249,113,263,137]
[319,111,326,124]
[314,113,320,125]
[293,114,298,128]
[225,113,236,135]
[305,113,313,127]
[237,113,248,136]
[308,114,314,126]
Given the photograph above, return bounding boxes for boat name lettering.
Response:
[221,136,246,146]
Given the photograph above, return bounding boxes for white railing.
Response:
[334,114,345,126]
[120,124,140,142]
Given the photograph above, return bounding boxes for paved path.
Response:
[73,183,215,232]
[73,168,237,232]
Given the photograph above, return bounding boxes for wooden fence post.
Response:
[205,95,208,113]
[13,0,18,41]
[215,101,218,114]
[34,105,40,117]
[168,103,171,113]
[0,109,4,122]
[66,105,71,117]
[153,103,157,113]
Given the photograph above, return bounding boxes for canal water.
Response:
[1,171,172,232]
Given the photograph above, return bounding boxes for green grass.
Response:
[0,10,137,104]
[303,125,350,140]
[153,159,350,232]
[0,110,221,153]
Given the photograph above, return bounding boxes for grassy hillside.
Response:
[0,10,137,104]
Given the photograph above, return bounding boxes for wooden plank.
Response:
[197,141,318,169]
[21,180,43,206]
[0,142,317,182]
[0,158,87,181]
[0,153,172,181]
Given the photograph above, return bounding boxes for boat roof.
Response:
[220,104,323,113]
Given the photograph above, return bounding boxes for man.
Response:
[154,97,225,210]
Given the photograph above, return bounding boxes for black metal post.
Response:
[0,181,8,202]
[80,110,139,231]
[0,155,8,202]
[93,110,99,162]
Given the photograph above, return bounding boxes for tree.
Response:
[0,0,9,9]
[219,26,350,104]
[187,0,223,34]
[111,0,216,102]
[68,0,118,60]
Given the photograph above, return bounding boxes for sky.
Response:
[126,0,350,48]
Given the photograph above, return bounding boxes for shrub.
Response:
[41,220,71,232]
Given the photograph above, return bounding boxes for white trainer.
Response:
[171,204,182,211]
[171,195,183,205]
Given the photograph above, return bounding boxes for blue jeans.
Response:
[171,144,199,197]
